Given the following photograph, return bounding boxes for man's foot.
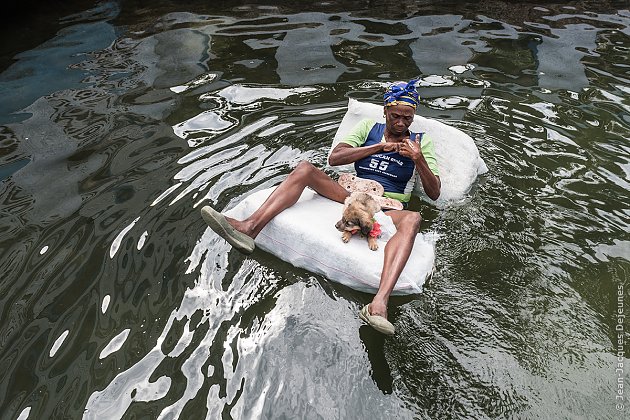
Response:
[359,304,395,335]
[201,206,255,254]
[369,297,388,318]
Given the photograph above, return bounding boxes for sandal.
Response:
[376,197,404,211]
[338,174,403,210]
[338,173,384,195]
[201,206,255,254]
[359,304,395,335]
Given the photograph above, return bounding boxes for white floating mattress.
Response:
[225,187,434,295]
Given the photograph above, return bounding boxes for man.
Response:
[202,80,440,335]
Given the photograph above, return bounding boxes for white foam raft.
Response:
[222,99,488,295]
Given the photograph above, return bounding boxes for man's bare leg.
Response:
[368,210,422,319]
[225,161,349,238]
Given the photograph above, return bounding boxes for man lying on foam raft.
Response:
[201,80,440,335]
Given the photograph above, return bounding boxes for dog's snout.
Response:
[335,220,344,231]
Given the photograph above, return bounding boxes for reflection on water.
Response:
[0,1,629,419]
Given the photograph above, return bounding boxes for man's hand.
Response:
[398,134,422,161]
[382,142,401,152]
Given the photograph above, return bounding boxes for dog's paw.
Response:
[342,232,352,243]
[368,238,379,251]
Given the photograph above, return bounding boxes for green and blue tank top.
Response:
[341,118,439,203]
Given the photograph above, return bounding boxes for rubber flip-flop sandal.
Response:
[374,196,404,211]
[201,206,255,254]
[338,173,384,196]
[359,304,395,335]
[338,174,403,210]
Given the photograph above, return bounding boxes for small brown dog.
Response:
[335,192,381,251]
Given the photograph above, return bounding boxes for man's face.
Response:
[384,105,415,134]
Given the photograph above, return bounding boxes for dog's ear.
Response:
[366,195,381,214]
[358,215,373,236]
[343,194,354,211]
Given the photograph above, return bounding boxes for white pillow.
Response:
[225,187,434,295]
[328,99,487,206]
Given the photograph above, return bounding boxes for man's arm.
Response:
[329,119,396,166]
[328,142,395,166]
[399,137,441,200]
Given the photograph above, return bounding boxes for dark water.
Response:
[1,1,629,418]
